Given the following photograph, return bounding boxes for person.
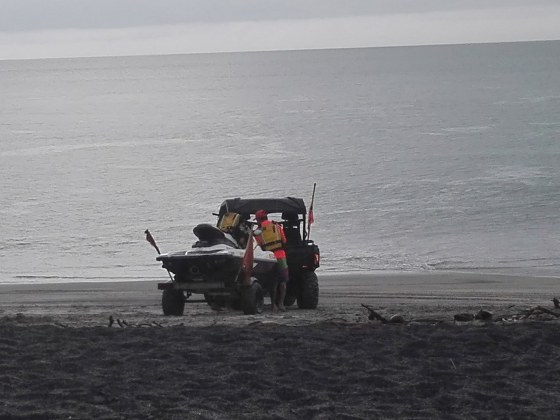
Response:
[254,209,289,312]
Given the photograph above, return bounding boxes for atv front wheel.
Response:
[162,289,185,316]
[297,271,319,309]
[241,281,264,315]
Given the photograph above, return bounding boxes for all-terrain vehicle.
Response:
[155,197,320,315]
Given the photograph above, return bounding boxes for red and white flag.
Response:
[241,231,254,284]
[308,183,316,229]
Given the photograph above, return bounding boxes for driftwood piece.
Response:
[454,313,474,322]
[361,304,407,324]
[522,306,560,319]
[361,304,388,323]
[454,310,492,322]
[361,305,441,324]
[389,315,406,324]
[474,310,493,321]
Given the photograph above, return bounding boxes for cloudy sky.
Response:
[1,0,559,59]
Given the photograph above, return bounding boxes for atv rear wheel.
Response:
[297,271,319,309]
[162,289,185,316]
[241,281,264,315]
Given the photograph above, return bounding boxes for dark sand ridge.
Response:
[1,272,559,419]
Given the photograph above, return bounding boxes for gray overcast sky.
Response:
[1,0,559,59]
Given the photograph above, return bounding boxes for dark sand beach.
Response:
[1,272,559,419]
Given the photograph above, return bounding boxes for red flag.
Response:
[145,229,161,254]
[241,231,254,285]
[308,205,314,226]
[307,183,316,232]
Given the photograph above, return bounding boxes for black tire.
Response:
[284,293,297,307]
[162,289,185,316]
[297,271,319,309]
[241,281,264,315]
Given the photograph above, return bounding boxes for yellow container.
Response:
[217,212,240,233]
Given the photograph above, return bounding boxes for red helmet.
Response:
[255,209,268,221]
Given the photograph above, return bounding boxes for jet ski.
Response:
[157,223,277,284]
[156,222,277,315]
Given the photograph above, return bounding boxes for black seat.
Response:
[281,212,302,246]
[192,224,239,248]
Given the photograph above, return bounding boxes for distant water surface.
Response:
[1,41,559,283]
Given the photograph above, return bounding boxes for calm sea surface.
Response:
[1,41,559,284]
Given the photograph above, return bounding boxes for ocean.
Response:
[1,41,559,284]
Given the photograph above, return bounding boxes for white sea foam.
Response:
[0,138,204,157]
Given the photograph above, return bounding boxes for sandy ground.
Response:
[1,271,560,419]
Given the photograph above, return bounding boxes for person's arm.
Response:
[254,230,264,250]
